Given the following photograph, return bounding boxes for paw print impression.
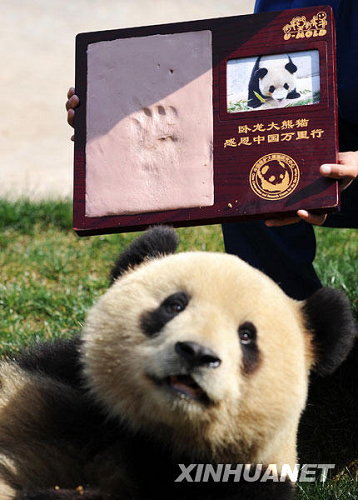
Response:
[130,105,182,170]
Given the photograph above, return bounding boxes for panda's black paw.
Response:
[247,98,263,108]
[287,89,301,99]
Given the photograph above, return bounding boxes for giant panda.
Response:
[0,226,355,500]
[248,54,301,108]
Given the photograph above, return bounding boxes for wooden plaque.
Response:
[74,5,338,235]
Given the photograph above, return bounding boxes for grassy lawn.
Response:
[0,199,225,353]
[0,199,357,498]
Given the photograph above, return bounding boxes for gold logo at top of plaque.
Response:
[249,153,300,201]
[283,11,327,40]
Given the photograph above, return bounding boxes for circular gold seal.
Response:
[249,153,300,200]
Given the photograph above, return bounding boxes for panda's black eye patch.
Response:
[140,292,190,337]
[284,83,289,90]
[269,85,275,94]
[238,322,260,374]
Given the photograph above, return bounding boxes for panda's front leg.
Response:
[287,88,300,99]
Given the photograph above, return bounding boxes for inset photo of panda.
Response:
[227,50,320,113]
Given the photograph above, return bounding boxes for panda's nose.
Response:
[175,341,221,368]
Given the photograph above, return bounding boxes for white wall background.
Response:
[0,0,255,199]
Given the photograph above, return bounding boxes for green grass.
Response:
[1,199,357,498]
[314,227,358,313]
[297,471,358,499]
[2,200,356,351]
[0,199,72,234]
[0,198,357,348]
[0,199,224,354]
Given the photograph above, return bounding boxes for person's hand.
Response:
[265,150,358,227]
[65,87,80,141]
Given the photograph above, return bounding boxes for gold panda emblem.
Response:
[249,153,300,200]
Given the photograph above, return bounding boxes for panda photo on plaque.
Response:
[227,51,320,112]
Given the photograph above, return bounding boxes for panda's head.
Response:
[257,54,298,101]
[81,227,354,464]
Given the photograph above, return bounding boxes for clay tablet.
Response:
[85,30,213,217]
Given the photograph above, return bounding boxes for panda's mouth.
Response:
[152,374,210,404]
[168,374,207,400]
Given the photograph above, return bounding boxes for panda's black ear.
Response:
[256,67,268,80]
[285,56,297,74]
[110,226,179,283]
[302,287,356,376]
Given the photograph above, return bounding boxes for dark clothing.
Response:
[254,0,358,123]
[223,0,358,300]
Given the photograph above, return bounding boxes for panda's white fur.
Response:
[83,250,309,465]
[0,227,354,500]
[248,54,301,108]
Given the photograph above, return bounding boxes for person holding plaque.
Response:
[222,0,358,300]
[66,0,358,301]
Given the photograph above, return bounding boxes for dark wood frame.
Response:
[74,5,338,235]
